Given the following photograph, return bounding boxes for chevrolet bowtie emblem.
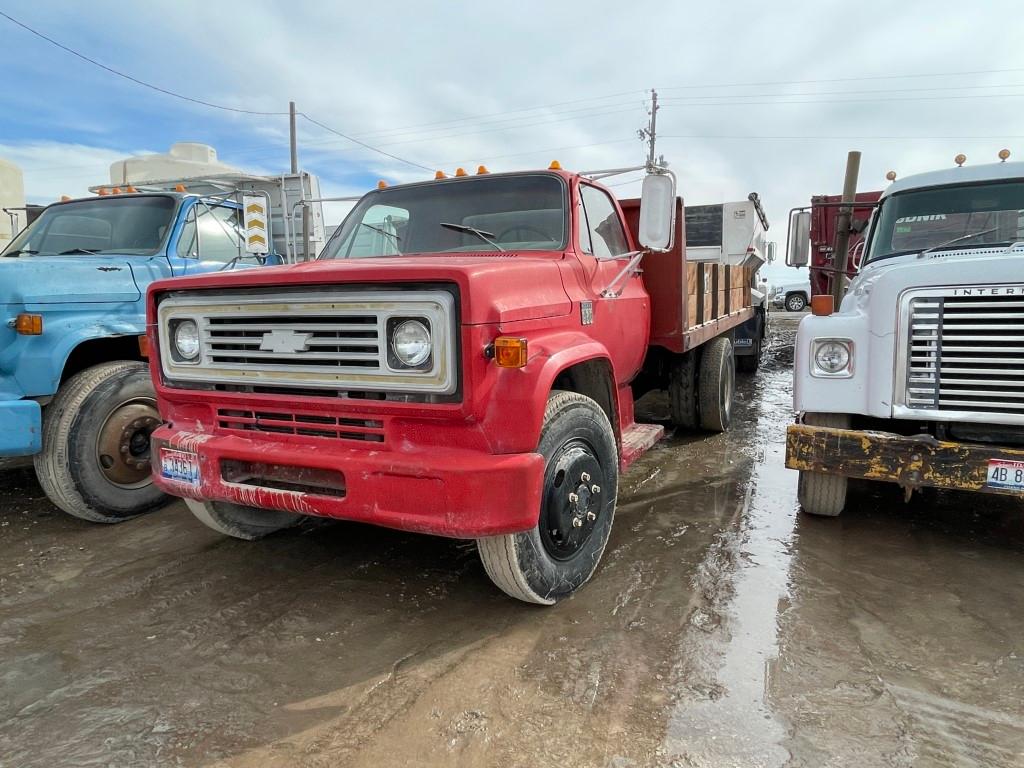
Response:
[259,329,313,355]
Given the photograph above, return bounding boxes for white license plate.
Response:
[734,338,753,347]
[986,459,1024,490]
[160,448,200,486]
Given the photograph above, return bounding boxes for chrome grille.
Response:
[158,289,456,395]
[904,290,1024,416]
[216,408,385,444]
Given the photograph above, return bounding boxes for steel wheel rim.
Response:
[539,438,606,561]
[95,396,161,489]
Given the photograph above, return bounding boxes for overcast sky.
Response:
[3,0,1024,283]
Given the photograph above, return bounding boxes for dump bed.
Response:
[621,197,754,353]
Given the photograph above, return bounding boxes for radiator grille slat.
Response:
[905,291,1024,415]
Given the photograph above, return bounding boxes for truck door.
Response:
[576,183,649,381]
[172,201,260,274]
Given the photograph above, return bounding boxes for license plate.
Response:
[734,338,753,347]
[986,459,1024,490]
[160,448,200,486]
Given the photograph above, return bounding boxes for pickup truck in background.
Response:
[787,153,1024,516]
[0,170,323,523]
[770,279,812,312]
[147,162,759,604]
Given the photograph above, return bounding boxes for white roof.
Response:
[883,160,1024,198]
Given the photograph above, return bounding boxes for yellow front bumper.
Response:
[785,423,1024,495]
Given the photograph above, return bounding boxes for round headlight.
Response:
[173,319,200,361]
[814,340,851,373]
[392,319,431,367]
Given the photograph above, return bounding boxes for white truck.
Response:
[769,279,811,312]
[786,155,1024,515]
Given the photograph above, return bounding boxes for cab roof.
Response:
[883,160,1024,198]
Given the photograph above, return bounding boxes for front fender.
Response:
[478,329,615,454]
[0,310,143,397]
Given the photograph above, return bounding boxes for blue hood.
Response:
[0,254,146,305]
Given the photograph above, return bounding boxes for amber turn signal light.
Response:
[15,313,43,335]
[811,295,835,317]
[138,334,151,358]
[494,337,528,368]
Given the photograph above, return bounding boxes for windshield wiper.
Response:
[360,223,402,254]
[58,248,101,255]
[2,248,39,257]
[920,227,1002,257]
[440,222,505,252]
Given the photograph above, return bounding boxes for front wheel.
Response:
[797,413,850,517]
[477,390,618,605]
[698,336,735,432]
[185,499,301,540]
[35,361,166,523]
[786,293,808,312]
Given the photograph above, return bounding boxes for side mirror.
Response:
[638,172,676,252]
[787,211,811,267]
[766,241,777,263]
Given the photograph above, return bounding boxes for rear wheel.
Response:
[35,361,166,523]
[797,413,850,517]
[668,352,699,429]
[477,390,618,605]
[185,499,301,540]
[786,293,807,312]
[698,336,735,432]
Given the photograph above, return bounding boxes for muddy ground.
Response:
[1,314,1022,767]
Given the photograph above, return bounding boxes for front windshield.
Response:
[321,174,567,259]
[1,195,177,257]
[866,180,1024,262]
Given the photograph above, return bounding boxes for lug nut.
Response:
[572,517,583,528]
[591,485,601,494]
[581,472,591,482]
[568,492,579,504]
[587,511,596,521]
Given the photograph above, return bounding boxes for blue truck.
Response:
[0,173,323,522]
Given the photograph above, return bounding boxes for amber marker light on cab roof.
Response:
[377,180,388,189]
[455,167,468,177]
[435,170,447,179]
[494,337,528,368]
[885,171,897,181]
[14,314,43,335]
[811,295,835,317]
[955,154,967,167]
[548,160,562,170]
[477,165,489,174]
[97,188,109,196]
[175,184,186,192]
[1000,149,1011,162]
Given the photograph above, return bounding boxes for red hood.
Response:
[148,252,573,325]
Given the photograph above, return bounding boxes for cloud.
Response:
[0,141,148,203]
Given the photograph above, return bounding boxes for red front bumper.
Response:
[151,426,544,538]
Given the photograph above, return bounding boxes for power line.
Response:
[0,10,433,171]
[658,67,1024,91]
[659,134,1024,140]
[658,92,1024,109]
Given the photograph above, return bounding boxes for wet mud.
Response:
[1,314,1022,767]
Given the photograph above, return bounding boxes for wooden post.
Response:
[832,151,861,304]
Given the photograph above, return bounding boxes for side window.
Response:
[580,185,629,258]
[196,205,243,262]
[576,197,593,254]
[344,204,408,258]
[176,208,197,258]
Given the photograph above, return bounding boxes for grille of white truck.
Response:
[902,288,1024,418]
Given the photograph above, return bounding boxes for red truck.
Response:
[146,164,756,604]
[792,191,882,295]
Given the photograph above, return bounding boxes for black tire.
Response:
[736,338,761,373]
[786,293,808,312]
[185,499,301,540]
[35,361,167,523]
[668,351,699,429]
[698,336,735,432]
[797,413,850,517]
[477,390,618,605]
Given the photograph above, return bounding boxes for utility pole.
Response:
[639,89,659,168]
[831,150,861,304]
[289,101,298,174]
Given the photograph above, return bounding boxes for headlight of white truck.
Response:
[811,338,853,377]
[170,318,201,362]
